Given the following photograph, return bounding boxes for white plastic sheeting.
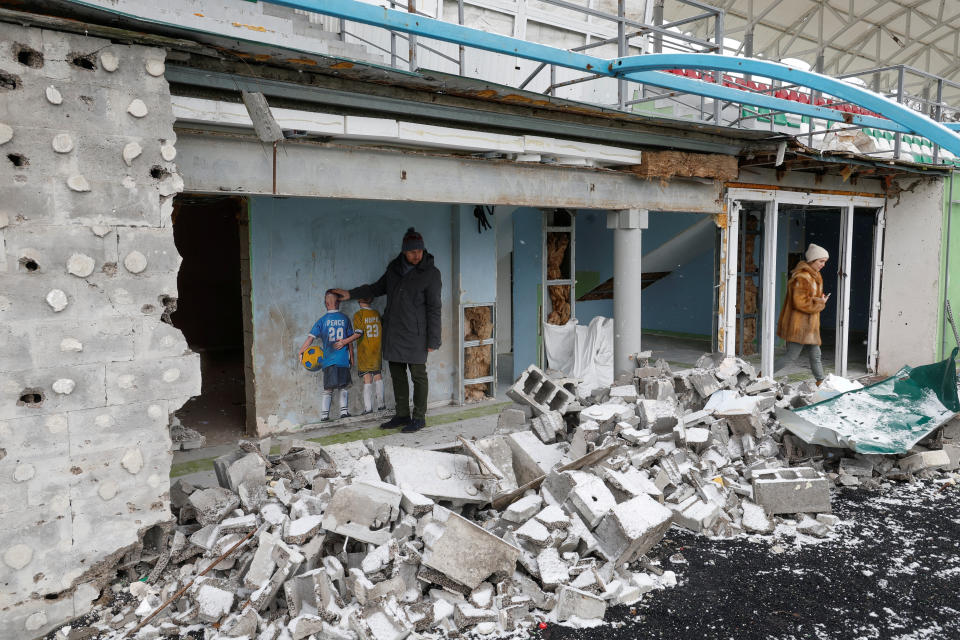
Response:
[542,317,614,397]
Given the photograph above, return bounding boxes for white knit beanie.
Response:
[805,243,829,262]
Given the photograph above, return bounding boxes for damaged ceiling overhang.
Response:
[2,1,777,159]
[4,2,951,185]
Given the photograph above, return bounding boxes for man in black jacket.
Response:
[333,228,442,433]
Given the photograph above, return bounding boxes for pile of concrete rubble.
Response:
[84,355,960,640]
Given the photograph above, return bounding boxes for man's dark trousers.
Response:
[389,361,428,419]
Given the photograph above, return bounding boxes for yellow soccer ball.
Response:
[301,346,323,371]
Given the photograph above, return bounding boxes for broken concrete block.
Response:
[383,445,493,505]
[188,487,240,526]
[715,404,764,438]
[475,436,519,491]
[421,508,521,590]
[566,471,617,529]
[283,515,323,545]
[498,407,527,430]
[502,494,543,524]
[637,399,679,434]
[688,371,721,398]
[752,467,831,514]
[816,513,840,527]
[288,614,326,640]
[536,547,570,589]
[507,365,576,415]
[321,480,402,545]
[533,504,570,530]
[515,518,551,546]
[740,500,773,533]
[221,608,260,637]
[797,515,830,538]
[941,444,960,471]
[671,495,722,533]
[580,403,634,425]
[839,457,874,478]
[195,584,234,623]
[594,494,673,564]
[213,451,267,493]
[531,411,565,444]
[453,602,497,628]
[506,431,570,486]
[400,489,435,517]
[554,586,606,621]
[900,449,951,473]
[600,467,663,501]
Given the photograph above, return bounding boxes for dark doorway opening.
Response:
[171,196,249,445]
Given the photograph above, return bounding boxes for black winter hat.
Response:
[402,227,425,252]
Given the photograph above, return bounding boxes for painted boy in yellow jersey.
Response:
[353,299,386,414]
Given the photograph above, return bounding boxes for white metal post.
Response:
[721,201,741,357]
[761,200,779,377]
[608,209,648,376]
[866,206,886,373]
[835,204,855,377]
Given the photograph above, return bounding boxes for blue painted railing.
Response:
[264,0,960,156]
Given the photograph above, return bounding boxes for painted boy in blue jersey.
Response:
[298,291,361,421]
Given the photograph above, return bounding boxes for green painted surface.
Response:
[575,270,602,300]
[169,402,510,478]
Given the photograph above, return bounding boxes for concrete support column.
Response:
[608,209,649,376]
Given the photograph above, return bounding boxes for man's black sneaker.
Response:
[380,415,410,430]
[401,417,426,433]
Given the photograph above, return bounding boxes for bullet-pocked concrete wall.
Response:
[0,24,199,638]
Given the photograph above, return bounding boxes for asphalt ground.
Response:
[542,479,960,640]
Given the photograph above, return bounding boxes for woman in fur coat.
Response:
[773,243,830,385]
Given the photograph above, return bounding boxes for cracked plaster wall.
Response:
[0,23,200,638]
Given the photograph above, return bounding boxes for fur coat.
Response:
[776,261,826,345]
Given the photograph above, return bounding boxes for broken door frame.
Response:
[724,188,886,377]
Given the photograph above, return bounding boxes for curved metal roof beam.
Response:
[612,53,960,156]
[263,0,960,154]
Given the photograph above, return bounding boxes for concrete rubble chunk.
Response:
[421,508,521,590]
[321,480,402,545]
[506,431,570,486]
[555,585,607,621]
[383,445,494,505]
[531,411,566,444]
[566,471,618,529]
[594,495,673,564]
[195,584,234,622]
[214,450,266,493]
[188,487,241,526]
[900,449,951,473]
[503,494,543,524]
[62,339,949,640]
[536,547,570,589]
[741,500,774,533]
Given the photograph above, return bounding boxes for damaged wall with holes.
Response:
[0,23,200,639]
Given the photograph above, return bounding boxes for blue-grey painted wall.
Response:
[455,205,498,305]
[512,208,543,378]
[248,197,456,433]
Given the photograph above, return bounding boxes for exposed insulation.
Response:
[628,150,739,182]
[464,306,493,403]
[546,233,571,325]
